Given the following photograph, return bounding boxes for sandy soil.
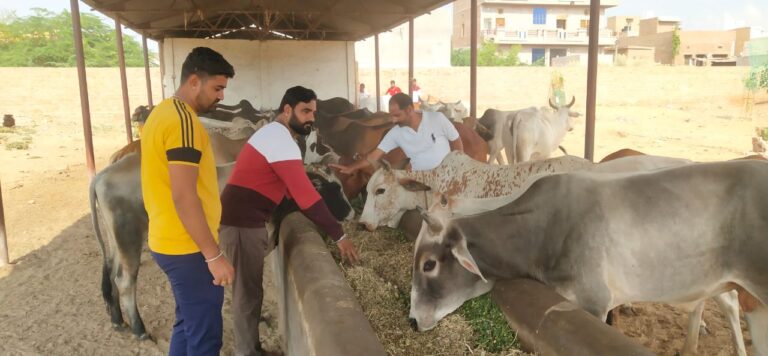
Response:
[1,66,767,355]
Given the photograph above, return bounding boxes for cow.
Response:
[507,97,578,164]
[90,149,353,339]
[475,107,537,164]
[437,100,468,122]
[409,161,768,355]
[358,151,594,231]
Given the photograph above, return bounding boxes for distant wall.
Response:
[161,38,356,109]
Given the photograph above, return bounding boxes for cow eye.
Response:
[375,188,385,195]
[423,260,436,272]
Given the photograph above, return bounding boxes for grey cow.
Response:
[410,160,768,355]
[89,152,353,339]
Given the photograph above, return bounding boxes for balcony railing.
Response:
[482,28,615,44]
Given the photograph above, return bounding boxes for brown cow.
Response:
[317,111,489,200]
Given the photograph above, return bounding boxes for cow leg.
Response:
[113,220,149,340]
[745,306,768,356]
[712,290,747,356]
[115,246,149,340]
[680,301,705,356]
[107,254,126,329]
[504,146,515,166]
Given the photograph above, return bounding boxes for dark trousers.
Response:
[219,225,270,356]
[152,252,224,356]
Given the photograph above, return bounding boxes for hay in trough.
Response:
[330,222,528,356]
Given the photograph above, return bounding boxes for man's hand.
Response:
[336,239,360,265]
[208,255,235,286]
[329,163,356,176]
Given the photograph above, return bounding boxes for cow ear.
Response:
[398,178,431,192]
[451,240,488,283]
[417,208,443,233]
[393,158,410,170]
[378,159,391,171]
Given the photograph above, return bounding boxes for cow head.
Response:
[359,159,425,231]
[548,96,579,132]
[438,100,469,121]
[305,163,355,221]
[304,130,332,164]
[409,200,492,332]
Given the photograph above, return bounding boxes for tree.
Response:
[671,26,681,58]
[0,8,153,67]
[451,41,521,67]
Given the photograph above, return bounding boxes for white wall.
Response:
[161,38,356,110]
[354,4,452,68]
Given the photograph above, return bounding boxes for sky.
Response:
[1,0,766,45]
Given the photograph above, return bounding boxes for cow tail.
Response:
[89,178,113,310]
[510,114,522,164]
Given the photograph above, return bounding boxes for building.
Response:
[614,17,752,66]
[452,0,618,66]
[355,4,452,69]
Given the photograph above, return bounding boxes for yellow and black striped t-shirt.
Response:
[140,98,221,255]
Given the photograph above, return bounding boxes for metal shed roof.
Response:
[81,0,454,41]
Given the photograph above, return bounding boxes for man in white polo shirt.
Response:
[331,93,463,174]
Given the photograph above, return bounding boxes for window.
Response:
[496,18,506,28]
[461,23,465,37]
[532,48,545,63]
[533,8,546,25]
[580,19,589,29]
[497,8,504,14]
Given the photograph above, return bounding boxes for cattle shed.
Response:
[49,0,619,354]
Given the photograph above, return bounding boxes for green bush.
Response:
[452,41,522,67]
[745,64,768,94]
[0,8,154,67]
[6,141,29,150]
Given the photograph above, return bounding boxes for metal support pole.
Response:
[115,18,133,143]
[375,34,381,112]
[585,0,600,161]
[470,0,478,119]
[158,39,166,99]
[408,18,414,98]
[0,180,9,267]
[143,36,154,108]
[70,0,96,177]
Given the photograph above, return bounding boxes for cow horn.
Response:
[549,98,559,110]
[566,96,576,108]
[417,208,443,233]
[379,159,392,171]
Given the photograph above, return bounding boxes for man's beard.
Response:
[288,111,313,135]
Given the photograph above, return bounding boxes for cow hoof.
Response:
[112,323,129,332]
[699,324,710,336]
[136,333,154,342]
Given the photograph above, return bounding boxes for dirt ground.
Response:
[1,66,767,355]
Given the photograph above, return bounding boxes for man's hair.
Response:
[389,93,413,110]
[279,86,318,112]
[180,47,235,83]
[390,80,395,84]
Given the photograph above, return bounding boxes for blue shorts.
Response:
[152,252,224,356]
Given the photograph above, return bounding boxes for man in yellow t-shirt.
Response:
[141,46,235,356]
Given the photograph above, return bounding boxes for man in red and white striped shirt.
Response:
[219,86,359,356]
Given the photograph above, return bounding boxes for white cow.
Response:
[507,97,578,164]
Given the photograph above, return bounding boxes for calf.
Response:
[410,161,768,355]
